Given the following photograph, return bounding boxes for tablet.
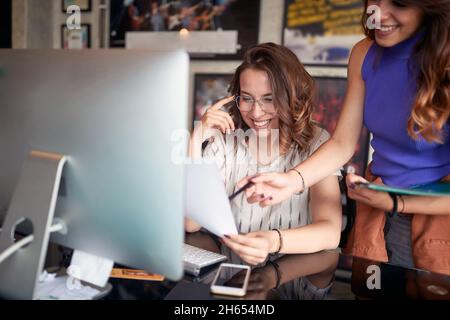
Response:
[356,181,450,197]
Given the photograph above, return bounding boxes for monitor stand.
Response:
[0,151,113,300]
[0,150,67,299]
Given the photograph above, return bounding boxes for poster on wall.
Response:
[193,73,233,123]
[109,0,260,59]
[284,0,365,65]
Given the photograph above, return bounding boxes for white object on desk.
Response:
[185,163,238,237]
[68,249,114,288]
[36,271,101,300]
[210,263,251,297]
[183,243,227,276]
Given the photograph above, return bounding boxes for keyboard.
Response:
[183,244,227,276]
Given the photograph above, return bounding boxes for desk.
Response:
[104,232,450,300]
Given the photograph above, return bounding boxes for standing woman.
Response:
[239,0,450,275]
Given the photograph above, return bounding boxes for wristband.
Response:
[290,168,305,195]
[265,260,281,289]
[388,192,397,217]
[272,228,283,254]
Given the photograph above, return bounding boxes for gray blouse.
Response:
[202,126,339,235]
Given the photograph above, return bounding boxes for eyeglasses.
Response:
[235,95,276,113]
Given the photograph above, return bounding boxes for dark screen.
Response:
[214,266,248,288]
[0,0,12,48]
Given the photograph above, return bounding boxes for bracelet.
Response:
[272,228,283,254]
[388,192,397,217]
[265,259,281,289]
[398,195,405,213]
[290,168,305,195]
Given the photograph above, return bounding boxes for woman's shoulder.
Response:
[304,126,342,176]
[291,125,330,158]
[310,125,331,152]
[349,37,374,78]
[288,126,333,169]
[351,37,374,59]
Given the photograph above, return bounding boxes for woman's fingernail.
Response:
[260,194,265,198]
[349,183,355,190]
[269,197,273,201]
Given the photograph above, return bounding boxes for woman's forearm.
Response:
[402,195,450,215]
[185,217,202,233]
[279,220,341,254]
[273,251,339,286]
[291,137,355,193]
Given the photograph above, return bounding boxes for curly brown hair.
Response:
[227,43,316,155]
[362,0,450,143]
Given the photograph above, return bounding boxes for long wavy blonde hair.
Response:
[362,0,450,143]
[228,43,316,155]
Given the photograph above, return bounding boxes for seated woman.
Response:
[185,43,342,266]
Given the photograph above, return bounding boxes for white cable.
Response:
[0,222,64,265]
[49,222,63,233]
[0,234,34,265]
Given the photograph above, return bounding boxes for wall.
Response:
[51,0,110,49]
[13,0,109,49]
[13,0,55,48]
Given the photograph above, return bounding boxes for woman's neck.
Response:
[247,131,281,166]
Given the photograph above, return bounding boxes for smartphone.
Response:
[210,263,251,297]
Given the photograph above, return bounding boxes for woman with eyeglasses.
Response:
[236,0,450,275]
[185,43,342,266]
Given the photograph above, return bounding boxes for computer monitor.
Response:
[0,49,189,298]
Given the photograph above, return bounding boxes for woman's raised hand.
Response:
[194,96,235,142]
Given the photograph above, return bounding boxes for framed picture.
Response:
[109,0,260,59]
[62,0,92,12]
[283,0,365,65]
[306,66,370,175]
[61,24,91,49]
[193,73,234,123]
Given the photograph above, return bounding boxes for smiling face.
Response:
[238,68,279,137]
[368,0,424,47]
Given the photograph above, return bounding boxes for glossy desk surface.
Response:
[105,232,450,300]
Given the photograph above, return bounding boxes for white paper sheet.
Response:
[185,163,238,237]
[68,249,114,288]
[36,271,101,300]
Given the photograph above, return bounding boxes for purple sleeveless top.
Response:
[362,31,450,187]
